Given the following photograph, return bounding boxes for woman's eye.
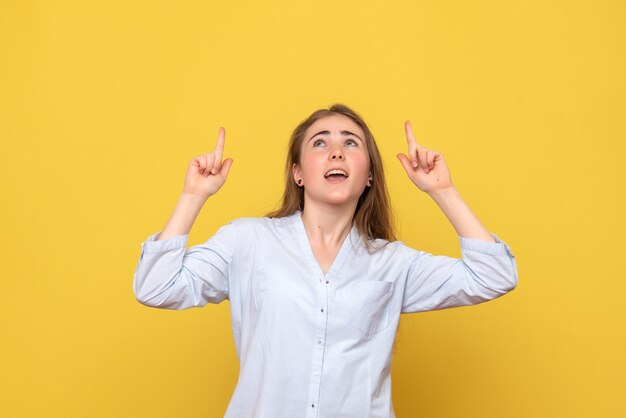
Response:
[312,138,357,147]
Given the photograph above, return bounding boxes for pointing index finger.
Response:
[404,120,420,147]
[404,120,419,168]
[215,127,225,152]
[212,127,225,174]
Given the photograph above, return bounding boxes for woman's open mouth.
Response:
[324,169,349,183]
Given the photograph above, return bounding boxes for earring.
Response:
[298,178,303,185]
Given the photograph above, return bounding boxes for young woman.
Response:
[133,103,518,418]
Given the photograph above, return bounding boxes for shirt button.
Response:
[316,340,322,344]
[312,403,315,408]
[320,308,324,312]
[325,280,329,284]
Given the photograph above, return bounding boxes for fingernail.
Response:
[412,161,417,168]
[211,168,217,174]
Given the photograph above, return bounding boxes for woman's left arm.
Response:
[396,120,494,242]
[396,120,518,313]
[428,187,495,242]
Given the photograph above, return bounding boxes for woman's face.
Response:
[293,114,371,209]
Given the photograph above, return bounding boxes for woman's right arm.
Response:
[133,127,236,309]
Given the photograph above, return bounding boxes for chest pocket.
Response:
[334,280,394,337]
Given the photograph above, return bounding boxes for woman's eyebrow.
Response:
[308,130,363,142]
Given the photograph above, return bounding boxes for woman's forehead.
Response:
[305,114,364,138]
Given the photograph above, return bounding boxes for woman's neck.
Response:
[300,203,355,247]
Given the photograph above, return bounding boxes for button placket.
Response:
[306,277,330,417]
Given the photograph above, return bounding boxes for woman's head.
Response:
[265,103,396,248]
[293,112,371,210]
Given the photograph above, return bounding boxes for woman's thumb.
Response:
[220,158,234,177]
[396,153,412,174]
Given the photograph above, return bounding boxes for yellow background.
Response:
[1,0,624,417]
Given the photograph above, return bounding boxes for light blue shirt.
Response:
[133,209,518,418]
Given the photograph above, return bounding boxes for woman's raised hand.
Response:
[396,120,454,195]
[182,127,234,199]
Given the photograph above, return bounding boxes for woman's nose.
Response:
[330,148,344,160]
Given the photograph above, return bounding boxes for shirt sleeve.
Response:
[401,232,518,313]
[132,220,239,310]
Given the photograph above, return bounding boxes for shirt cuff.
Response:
[141,231,189,253]
[459,232,515,258]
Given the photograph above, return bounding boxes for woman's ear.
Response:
[292,163,301,185]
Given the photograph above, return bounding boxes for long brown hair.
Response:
[264,103,397,251]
